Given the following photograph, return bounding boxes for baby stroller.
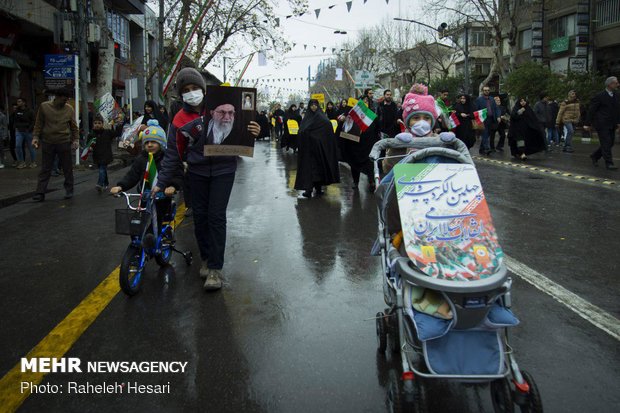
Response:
[369,135,542,412]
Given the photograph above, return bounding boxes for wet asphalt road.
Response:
[0,140,619,413]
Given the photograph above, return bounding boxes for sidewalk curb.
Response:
[0,158,127,209]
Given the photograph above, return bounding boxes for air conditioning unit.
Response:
[63,20,73,42]
[88,23,101,43]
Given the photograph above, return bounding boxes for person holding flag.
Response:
[340,95,379,191]
[86,113,115,192]
[110,119,179,196]
[474,85,499,155]
[453,94,475,148]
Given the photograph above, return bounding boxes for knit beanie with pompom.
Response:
[401,83,440,129]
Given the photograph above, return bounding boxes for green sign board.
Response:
[550,36,569,53]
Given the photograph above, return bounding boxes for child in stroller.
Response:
[368,86,543,413]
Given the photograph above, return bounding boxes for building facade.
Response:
[504,0,620,75]
[0,0,160,119]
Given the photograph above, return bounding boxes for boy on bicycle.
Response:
[110,119,180,196]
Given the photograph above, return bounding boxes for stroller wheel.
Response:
[386,312,400,354]
[491,377,514,413]
[386,369,426,413]
[386,369,404,413]
[518,370,543,413]
[376,312,388,353]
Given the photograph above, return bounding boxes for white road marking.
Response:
[504,255,620,341]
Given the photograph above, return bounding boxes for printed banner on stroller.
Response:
[203,85,257,157]
[393,163,503,280]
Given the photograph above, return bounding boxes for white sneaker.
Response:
[200,261,209,279]
[203,269,222,291]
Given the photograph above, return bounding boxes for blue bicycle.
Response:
[115,191,192,296]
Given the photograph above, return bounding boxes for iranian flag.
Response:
[473,108,487,125]
[348,100,377,133]
[80,137,96,161]
[448,113,460,129]
[143,152,158,190]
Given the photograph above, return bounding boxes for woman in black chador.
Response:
[453,93,475,149]
[294,99,340,198]
[508,97,546,160]
[283,104,302,152]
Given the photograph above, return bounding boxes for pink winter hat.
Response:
[402,83,439,128]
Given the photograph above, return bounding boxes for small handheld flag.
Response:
[448,113,461,129]
[142,152,158,192]
[473,108,487,125]
[348,100,377,133]
[80,137,96,161]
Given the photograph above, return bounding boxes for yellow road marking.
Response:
[473,156,617,186]
[0,202,186,412]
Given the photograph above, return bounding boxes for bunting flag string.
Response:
[279,0,396,27]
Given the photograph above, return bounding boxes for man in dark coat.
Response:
[294,99,340,197]
[377,89,399,138]
[584,76,620,170]
[474,85,499,155]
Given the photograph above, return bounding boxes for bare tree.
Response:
[427,0,528,92]
[162,0,304,70]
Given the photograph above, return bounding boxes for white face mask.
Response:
[410,119,431,136]
[182,90,204,106]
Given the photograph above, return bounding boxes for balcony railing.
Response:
[596,0,620,27]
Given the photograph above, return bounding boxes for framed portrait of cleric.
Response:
[241,91,255,111]
[203,85,257,157]
[339,116,361,142]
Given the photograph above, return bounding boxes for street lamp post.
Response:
[394,18,471,95]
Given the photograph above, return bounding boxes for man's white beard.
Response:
[212,120,233,144]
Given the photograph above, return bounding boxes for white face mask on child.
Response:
[182,90,204,106]
[410,119,431,137]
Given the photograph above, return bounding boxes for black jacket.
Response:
[91,129,115,165]
[377,100,399,138]
[13,107,35,132]
[117,150,181,192]
[586,90,620,130]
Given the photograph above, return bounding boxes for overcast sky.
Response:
[146,0,442,101]
[206,0,423,101]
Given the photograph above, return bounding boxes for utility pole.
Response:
[76,0,89,137]
[223,57,227,82]
[159,0,164,99]
[463,23,470,95]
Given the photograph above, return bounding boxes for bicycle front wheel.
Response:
[119,245,146,296]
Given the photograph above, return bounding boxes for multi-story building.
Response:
[0,0,160,116]
[503,0,620,75]
[447,22,497,91]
